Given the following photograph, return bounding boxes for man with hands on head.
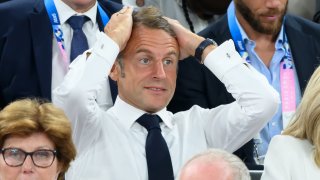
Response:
[53,6,279,180]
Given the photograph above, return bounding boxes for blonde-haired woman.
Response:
[262,66,320,180]
[0,99,76,180]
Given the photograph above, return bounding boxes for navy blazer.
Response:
[168,14,320,169]
[0,0,122,108]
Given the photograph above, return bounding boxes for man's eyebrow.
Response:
[136,48,151,54]
[167,50,178,57]
[136,48,178,57]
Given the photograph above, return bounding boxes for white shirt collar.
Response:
[112,97,174,130]
[53,0,98,27]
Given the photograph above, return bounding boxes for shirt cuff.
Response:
[203,39,247,80]
[92,31,120,62]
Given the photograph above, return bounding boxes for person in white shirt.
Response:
[179,148,250,180]
[262,65,320,180]
[53,6,279,180]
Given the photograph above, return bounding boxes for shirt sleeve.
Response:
[52,31,119,154]
[200,40,280,152]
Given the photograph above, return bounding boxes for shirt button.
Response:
[271,122,276,126]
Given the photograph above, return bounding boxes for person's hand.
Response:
[164,17,205,60]
[104,6,133,51]
[136,0,144,7]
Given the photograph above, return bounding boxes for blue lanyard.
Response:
[227,1,296,127]
[227,1,247,58]
[44,0,110,65]
[227,1,292,64]
[97,3,109,26]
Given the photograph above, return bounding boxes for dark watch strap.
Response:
[195,38,217,64]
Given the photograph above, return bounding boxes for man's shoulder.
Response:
[0,0,39,16]
[285,14,320,36]
[270,135,310,151]
[0,0,43,36]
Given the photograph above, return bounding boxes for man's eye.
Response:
[139,58,150,64]
[163,59,173,65]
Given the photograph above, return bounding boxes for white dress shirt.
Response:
[51,0,112,109]
[262,135,320,180]
[53,32,279,180]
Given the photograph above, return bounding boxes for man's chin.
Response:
[145,104,167,113]
[255,22,281,35]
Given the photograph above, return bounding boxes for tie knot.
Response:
[137,114,161,131]
[67,16,89,30]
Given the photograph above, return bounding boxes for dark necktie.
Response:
[67,15,89,61]
[137,114,174,180]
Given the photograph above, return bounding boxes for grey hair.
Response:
[180,149,250,180]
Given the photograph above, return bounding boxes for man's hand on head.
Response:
[165,17,205,60]
[104,6,133,51]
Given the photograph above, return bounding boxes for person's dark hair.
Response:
[132,6,176,37]
[0,98,76,180]
[313,11,320,23]
[182,0,231,32]
[182,0,195,32]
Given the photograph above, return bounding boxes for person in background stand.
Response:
[179,149,250,180]
[53,6,278,179]
[262,65,320,180]
[169,0,320,169]
[123,0,231,33]
[0,0,122,109]
[0,98,76,180]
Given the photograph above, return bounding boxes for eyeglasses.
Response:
[1,148,57,168]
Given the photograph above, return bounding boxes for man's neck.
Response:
[235,11,277,67]
[61,0,96,13]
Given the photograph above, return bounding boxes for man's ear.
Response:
[109,62,119,81]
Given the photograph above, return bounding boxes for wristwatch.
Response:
[195,38,217,64]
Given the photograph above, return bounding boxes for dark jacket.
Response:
[0,0,122,108]
[168,14,320,169]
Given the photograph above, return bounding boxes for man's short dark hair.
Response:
[132,6,176,38]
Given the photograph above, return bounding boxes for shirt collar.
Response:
[54,0,98,27]
[112,97,174,130]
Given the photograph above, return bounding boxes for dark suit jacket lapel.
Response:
[97,0,123,31]
[285,16,318,92]
[29,0,53,100]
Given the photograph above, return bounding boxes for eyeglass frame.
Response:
[0,148,57,168]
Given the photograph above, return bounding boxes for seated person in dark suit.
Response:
[0,0,122,109]
[168,0,320,169]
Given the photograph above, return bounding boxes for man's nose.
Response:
[265,0,282,8]
[153,61,166,79]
